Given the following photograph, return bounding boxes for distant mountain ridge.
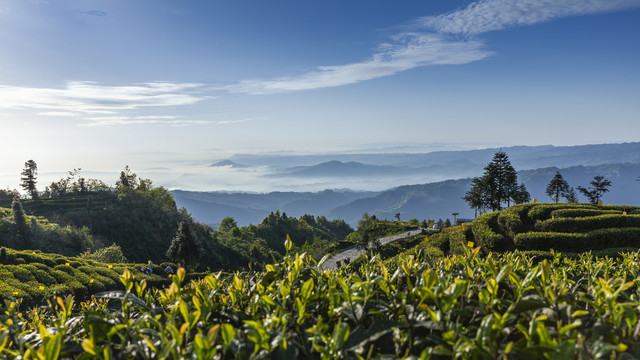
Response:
[173,161,640,228]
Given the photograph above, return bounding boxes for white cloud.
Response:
[226,0,640,94]
[225,34,489,94]
[0,81,206,114]
[421,0,640,34]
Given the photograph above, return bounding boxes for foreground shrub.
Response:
[4,249,640,358]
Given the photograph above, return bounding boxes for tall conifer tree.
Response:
[20,160,38,198]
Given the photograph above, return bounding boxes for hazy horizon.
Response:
[3,141,639,194]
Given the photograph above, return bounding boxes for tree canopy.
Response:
[546,171,570,203]
[463,151,523,213]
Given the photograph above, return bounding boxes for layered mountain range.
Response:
[173,143,640,227]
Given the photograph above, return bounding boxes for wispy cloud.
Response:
[226,0,640,94]
[0,81,207,115]
[80,116,211,127]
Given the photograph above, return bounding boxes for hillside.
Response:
[0,187,185,263]
[0,203,97,256]
[1,184,355,273]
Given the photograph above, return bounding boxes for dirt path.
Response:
[321,228,424,270]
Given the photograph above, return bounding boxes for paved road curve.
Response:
[321,228,425,271]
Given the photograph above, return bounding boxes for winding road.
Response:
[321,228,425,270]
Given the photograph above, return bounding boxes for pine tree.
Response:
[166,221,201,268]
[546,171,570,203]
[20,160,38,198]
[466,151,519,212]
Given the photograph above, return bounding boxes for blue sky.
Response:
[1,0,640,191]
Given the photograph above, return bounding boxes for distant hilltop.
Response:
[209,160,247,168]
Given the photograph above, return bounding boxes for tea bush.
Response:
[472,212,510,252]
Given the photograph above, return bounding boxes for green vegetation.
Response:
[4,246,640,358]
[0,203,98,256]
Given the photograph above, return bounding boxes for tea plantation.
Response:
[0,248,172,307]
[2,203,640,358]
[419,203,640,257]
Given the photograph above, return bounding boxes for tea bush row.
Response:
[534,214,640,233]
[514,227,640,251]
[527,203,638,223]
[551,208,623,218]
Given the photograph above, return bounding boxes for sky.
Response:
[1,0,640,192]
